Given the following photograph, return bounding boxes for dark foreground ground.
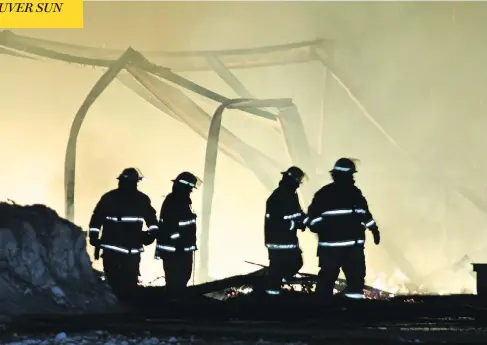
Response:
[3,291,487,344]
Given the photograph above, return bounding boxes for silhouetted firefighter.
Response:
[88,168,158,298]
[154,172,202,295]
[307,158,380,300]
[264,166,308,295]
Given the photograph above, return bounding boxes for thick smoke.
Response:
[4,2,487,292]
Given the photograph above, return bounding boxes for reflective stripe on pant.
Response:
[162,251,193,293]
[266,248,303,295]
[102,251,140,298]
[318,239,365,247]
[101,244,144,254]
[316,245,366,299]
[266,243,298,250]
[155,244,197,254]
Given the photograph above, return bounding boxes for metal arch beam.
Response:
[0,30,324,72]
[116,72,176,121]
[0,46,38,59]
[206,55,254,99]
[227,100,292,109]
[0,31,118,68]
[0,33,279,122]
[125,65,282,175]
[199,98,293,282]
[64,49,133,221]
[132,51,278,122]
[207,53,318,205]
[1,30,323,58]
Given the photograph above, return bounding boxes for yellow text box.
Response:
[0,0,83,28]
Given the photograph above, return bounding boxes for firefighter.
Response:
[307,158,380,300]
[88,168,159,298]
[264,166,308,296]
[154,172,202,295]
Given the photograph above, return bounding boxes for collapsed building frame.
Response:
[1,29,456,284]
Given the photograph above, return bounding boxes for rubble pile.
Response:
[0,202,121,320]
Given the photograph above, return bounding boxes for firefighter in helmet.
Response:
[88,168,159,298]
[307,158,380,300]
[154,172,202,295]
[264,166,308,295]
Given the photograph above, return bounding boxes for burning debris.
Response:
[219,270,396,300]
[217,263,457,302]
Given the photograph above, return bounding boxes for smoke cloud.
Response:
[3,1,487,292]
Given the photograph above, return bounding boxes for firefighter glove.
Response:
[94,247,101,260]
[89,237,100,247]
[297,220,306,232]
[372,229,380,245]
[141,231,155,245]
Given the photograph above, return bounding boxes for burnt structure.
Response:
[2,30,486,287]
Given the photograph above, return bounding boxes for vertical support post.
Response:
[199,99,249,283]
[199,98,292,283]
[473,263,487,299]
[64,49,132,222]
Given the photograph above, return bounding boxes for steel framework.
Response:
[0,29,427,283]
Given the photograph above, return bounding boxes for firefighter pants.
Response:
[102,250,140,298]
[316,245,366,299]
[267,248,303,294]
[163,251,194,294]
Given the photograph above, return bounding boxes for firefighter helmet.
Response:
[172,171,202,189]
[330,158,359,174]
[117,167,145,182]
[281,166,308,184]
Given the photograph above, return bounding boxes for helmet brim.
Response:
[281,171,309,184]
[172,176,203,189]
[329,168,357,174]
[117,167,145,182]
[117,176,144,182]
